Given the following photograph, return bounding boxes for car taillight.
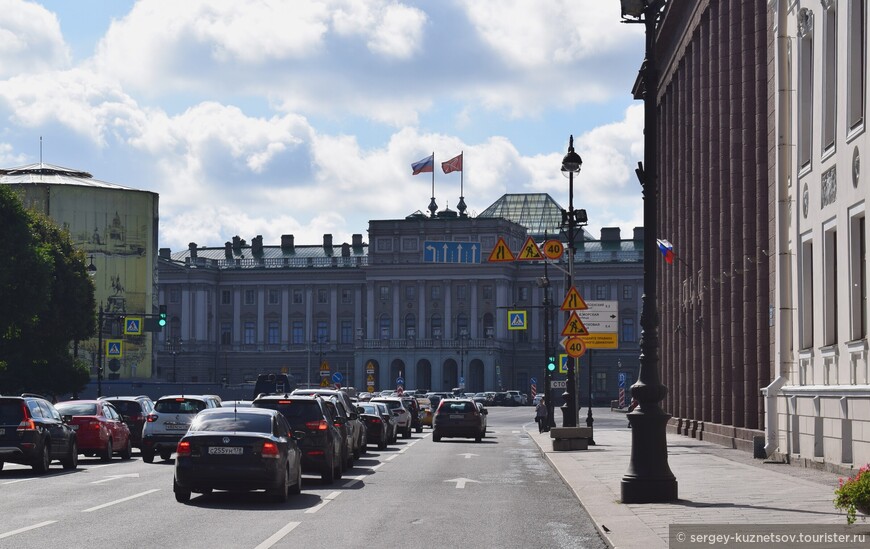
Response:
[261,441,279,458]
[17,418,36,431]
[85,420,102,431]
[146,414,159,422]
[307,449,325,456]
[176,441,191,456]
[305,420,328,431]
[370,418,382,424]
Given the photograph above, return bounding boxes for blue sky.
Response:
[0,0,647,251]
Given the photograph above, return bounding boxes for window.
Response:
[430,285,440,300]
[268,289,280,305]
[483,313,494,337]
[822,2,837,151]
[405,313,416,339]
[341,289,352,304]
[595,372,607,392]
[622,285,633,300]
[622,318,636,343]
[221,290,231,305]
[798,8,814,168]
[317,289,328,304]
[848,0,865,129]
[402,237,418,251]
[293,289,303,304]
[517,287,529,301]
[220,322,232,345]
[169,287,180,304]
[482,285,493,300]
[379,285,390,301]
[341,320,353,344]
[316,320,328,343]
[595,285,608,300]
[431,314,442,339]
[824,225,838,346]
[376,238,393,251]
[800,237,814,348]
[268,321,279,344]
[457,285,467,300]
[850,212,866,340]
[456,313,468,335]
[405,285,416,300]
[379,315,391,339]
[245,289,255,305]
[292,321,304,345]
[244,321,255,345]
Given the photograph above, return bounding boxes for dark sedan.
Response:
[173,407,303,503]
[357,404,389,449]
[432,398,487,442]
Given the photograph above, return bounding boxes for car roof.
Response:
[157,395,209,401]
[199,406,276,416]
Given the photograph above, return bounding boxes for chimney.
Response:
[633,227,644,242]
[281,234,295,253]
[601,227,621,241]
[352,234,363,250]
[232,235,242,253]
[188,242,198,260]
[159,248,171,259]
[323,234,333,254]
[224,242,233,260]
[341,242,350,257]
[252,235,263,257]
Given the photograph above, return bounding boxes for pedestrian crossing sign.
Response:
[123,316,143,335]
[106,339,123,358]
[507,310,527,330]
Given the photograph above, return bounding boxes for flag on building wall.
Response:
[442,153,463,174]
[411,154,434,175]
[657,239,675,264]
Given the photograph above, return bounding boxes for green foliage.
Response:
[834,464,870,524]
[0,186,95,396]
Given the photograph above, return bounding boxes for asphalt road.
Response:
[0,406,609,549]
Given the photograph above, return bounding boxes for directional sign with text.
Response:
[424,241,480,263]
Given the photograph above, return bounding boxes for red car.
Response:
[55,400,132,461]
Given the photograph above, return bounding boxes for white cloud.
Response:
[0,0,71,78]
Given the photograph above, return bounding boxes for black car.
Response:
[0,394,78,473]
[99,395,154,449]
[252,395,343,484]
[291,389,366,460]
[401,396,423,433]
[173,407,303,503]
[432,398,487,442]
[356,403,389,450]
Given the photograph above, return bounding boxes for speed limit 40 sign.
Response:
[565,337,587,358]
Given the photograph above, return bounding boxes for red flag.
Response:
[441,153,463,174]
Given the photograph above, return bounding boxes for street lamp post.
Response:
[538,262,556,429]
[619,0,678,503]
[560,135,585,428]
[96,303,104,397]
[458,328,468,390]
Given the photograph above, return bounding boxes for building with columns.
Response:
[156,193,645,402]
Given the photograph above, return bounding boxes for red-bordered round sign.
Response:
[543,239,565,260]
[565,337,587,358]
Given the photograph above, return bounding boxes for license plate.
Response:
[165,423,188,431]
[208,446,243,455]
[450,414,464,419]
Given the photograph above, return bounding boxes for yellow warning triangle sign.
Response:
[561,311,590,336]
[487,237,515,262]
[560,287,588,311]
[516,236,544,261]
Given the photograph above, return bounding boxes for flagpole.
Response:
[431,151,435,204]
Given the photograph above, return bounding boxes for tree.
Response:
[0,186,95,396]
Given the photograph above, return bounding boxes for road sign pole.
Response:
[97,304,103,397]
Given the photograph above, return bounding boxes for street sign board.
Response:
[618,372,627,387]
[584,300,618,311]
[565,337,587,358]
[366,361,375,374]
[396,377,405,386]
[320,378,331,387]
[424,241,481,264]
[561,312,589,336]
[552,380,567,389]
[579,333,619,349]
[578,320,618,332]
[332,372,343,384]
[516,237,544,261]
[508,310,527,330]
[530,377,537,385]
[542,240,564,260]
[487,237,515,262]
[106,340,123,358]
[560,287,588,311]
[319,360,329,372]
[123,317,142,335]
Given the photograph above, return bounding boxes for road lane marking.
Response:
[81,489,160,512]
[342,474,367,488]
[385,454,399,461]
[458,453,479,459]
[91,473,140,484]
[370,463,385,471]
[254,521,300,549]
[0,521,57,540]
[305,490,341,514]
[444,477,480,489]
[2,478,38,485]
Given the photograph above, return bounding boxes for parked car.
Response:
[370,401,397,443]
[55,399,132,461]
[0,394,78,473]
[99,396,153,449]
[432,398,487,442]
[371,397,412,438]
[252,394,343,484]
[292,388,366,460]
[356,404,389,450]
[472,393,488,405]
[141,395,217,463]
[506,390,525,406]
[173,407,303,503]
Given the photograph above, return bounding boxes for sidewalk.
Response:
[526,408,855,548]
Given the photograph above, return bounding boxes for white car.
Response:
[371,397,412,438]
[140,395,218,463]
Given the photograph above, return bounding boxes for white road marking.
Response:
[2,478,38,485]
[457,453,479,459]
[444,477,480,489]
[385,454,399,461]
[254,521,300,549]
[81,489,160,512]
[370,463,385,470]
[305,490,341,514]
[342,474,366,488]
[0,521,57,540]
[91,473,140,484]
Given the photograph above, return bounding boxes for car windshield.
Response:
[359,404,380,415]
[373,400,402,411]
[190,412,272,433]
[56,403,98,416]
[155,399,207,414]
[441,401,475,413]
[105,401,141,415]
[254,400,323,422]
[0,401,24,424]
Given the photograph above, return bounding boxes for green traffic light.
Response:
[158,305,167,326]
[547,356,556,372]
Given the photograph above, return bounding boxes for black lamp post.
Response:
[619,0,678,503]
[96,303,104,397]
[538,263,556,429]
[560,136,584,428]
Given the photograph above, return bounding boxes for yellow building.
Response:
[0,163,159,379]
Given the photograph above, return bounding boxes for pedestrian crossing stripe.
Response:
[508,310,527,330]
[560,287,588,311]
[516,237,544,261]
[561,311,590,336]
[487,237,515,262]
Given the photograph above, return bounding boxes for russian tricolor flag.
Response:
[657,239,675,264]
[411,154,434,175]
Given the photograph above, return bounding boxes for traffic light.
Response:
[547,356,556,372]
[158,305,167,327]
